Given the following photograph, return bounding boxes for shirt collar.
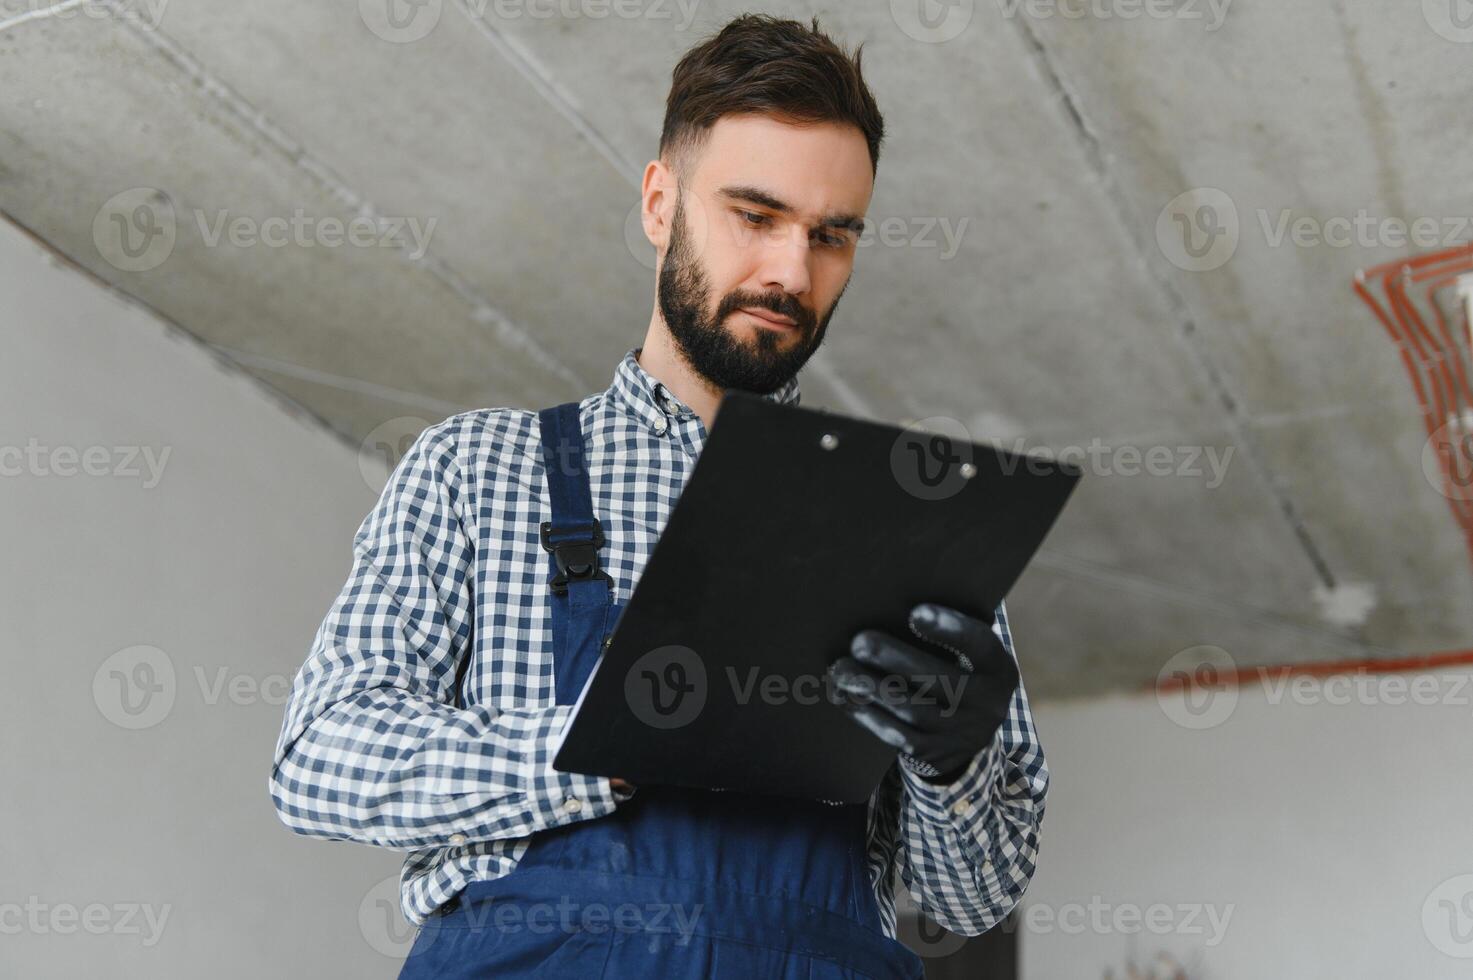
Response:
[609,347,802,434]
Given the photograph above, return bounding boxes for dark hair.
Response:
[659,14,886,183]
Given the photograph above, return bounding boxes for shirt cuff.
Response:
[524,706,627,833]
[898,738,1003,826]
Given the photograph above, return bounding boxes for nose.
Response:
[756,223,813,299]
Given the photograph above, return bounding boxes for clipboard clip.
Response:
[540,519,614,596]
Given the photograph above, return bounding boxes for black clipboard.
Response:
[552,391,1080,803]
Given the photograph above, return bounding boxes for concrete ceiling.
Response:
[4,0,1471,698]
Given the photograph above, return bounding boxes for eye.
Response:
[738,210,770,226]
[815,231,849,249]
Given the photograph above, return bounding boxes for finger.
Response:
[908,603,1005,674]
[840,701,927,756]
[835,656,966,729]
[826,656,877,705]
[829,658,922,714]
[849,629,957,678]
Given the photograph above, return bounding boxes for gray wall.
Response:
[1025,676,1473,978]
[0,218,415,977]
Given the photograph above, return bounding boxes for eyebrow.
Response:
[715,184,867,235]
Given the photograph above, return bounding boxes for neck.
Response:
[637,321,725,433]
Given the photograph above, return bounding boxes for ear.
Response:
[641,159,676,252]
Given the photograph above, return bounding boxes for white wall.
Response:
[0,217,413,978]
[1024,666,1473,979]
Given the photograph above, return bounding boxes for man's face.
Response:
[655,113,874,394]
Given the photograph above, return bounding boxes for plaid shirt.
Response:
[269,347,1049,935]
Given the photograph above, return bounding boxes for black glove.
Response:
[828,602,1019,784]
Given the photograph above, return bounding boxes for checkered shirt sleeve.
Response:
[865,602,1049,937]
[267,420,623,852]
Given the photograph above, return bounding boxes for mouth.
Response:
[738,307,798,330]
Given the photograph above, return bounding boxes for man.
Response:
[270,14,1047,978]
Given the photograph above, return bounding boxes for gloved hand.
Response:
[828,602,1019,784]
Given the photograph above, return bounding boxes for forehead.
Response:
[689,113,874,220]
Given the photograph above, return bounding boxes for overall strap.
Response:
[538,401,614,704]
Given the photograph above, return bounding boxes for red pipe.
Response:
[1150,647,1473,692]
[1353,244,1473,568]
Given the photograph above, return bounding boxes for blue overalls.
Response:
[399,402,926,979]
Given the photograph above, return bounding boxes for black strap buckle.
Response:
[539,519,613,596]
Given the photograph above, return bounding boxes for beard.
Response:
[656,190,843,395]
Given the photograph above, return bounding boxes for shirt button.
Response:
[448,833,467,845]
[951,799,972,817]
[563,797,584,814]
[652,418,668,436]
